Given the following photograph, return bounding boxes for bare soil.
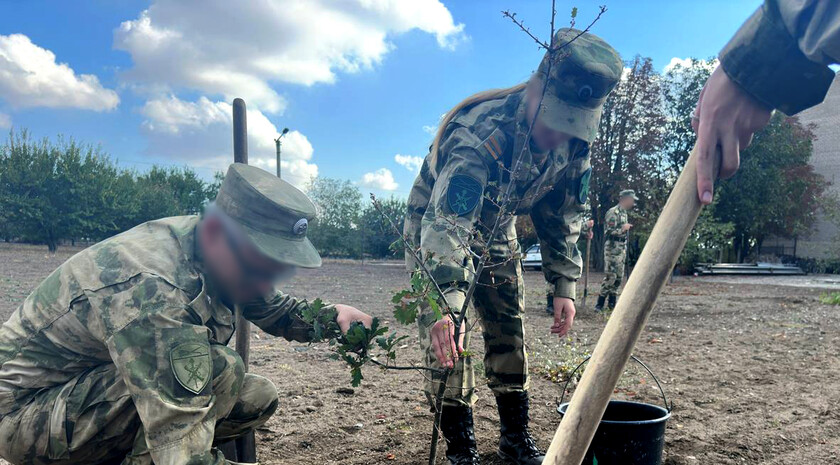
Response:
[2,242,839,464]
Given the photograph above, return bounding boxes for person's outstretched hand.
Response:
[693,67,772,205]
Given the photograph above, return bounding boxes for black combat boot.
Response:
[440,405,481,465]
[545,295,554,315]
[608,294,617,310]
[595,295,606,312]
[495,392,545,465]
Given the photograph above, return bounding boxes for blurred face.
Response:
[199,215,296,304]
[525,79,573,152]
[619,197,636,210]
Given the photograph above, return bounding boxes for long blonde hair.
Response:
[428,82,528,172]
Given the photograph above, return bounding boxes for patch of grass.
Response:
[820,292,840,306]
[529,337,592,385]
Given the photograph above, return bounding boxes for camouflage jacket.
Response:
[0,216,316,464]
[405,90,591,305]
[603,204,628,248]
[721,0,839,115]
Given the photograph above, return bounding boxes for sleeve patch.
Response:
[447,174,483,216]
[577,168,591,204]
[170,341,211,395]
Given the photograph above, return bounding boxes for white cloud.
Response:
[140,95,317,188]
[114,0,466,113]
[0,34,119,111]
[0,112,10,129]
[663,57,718,74]
[422,125,437,135]
[361,168,398,191]
[394,154,424,172]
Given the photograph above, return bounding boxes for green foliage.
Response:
[661,58,717,176]
[306,177,363,257]
[0,130,215,251]
[300,299,410,387]
[819,292,840,306]
[358,196,407,258]
[678,205,736,271]
[301,298,341,342]
[392,269,445,325]
[715,113,826,260]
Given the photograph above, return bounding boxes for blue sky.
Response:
[0,0,762,198]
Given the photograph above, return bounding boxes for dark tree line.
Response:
[0,131,214,252]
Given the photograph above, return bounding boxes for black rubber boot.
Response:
[595,295,606,312]
[495,392,545,465]
[440,405,481,465]
[545,295,554,315]
[608,294,617,310]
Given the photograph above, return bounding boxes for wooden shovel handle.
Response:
[545,144,719,464]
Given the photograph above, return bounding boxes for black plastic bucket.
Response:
[556,356,672,465]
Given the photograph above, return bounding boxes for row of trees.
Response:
[0,131,216,251]
[0,132,404,258]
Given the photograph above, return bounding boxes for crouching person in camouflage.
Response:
[405,29,622,465]
[596,189,637,311]
[0,163,372,465]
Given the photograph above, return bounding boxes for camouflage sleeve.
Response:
[530,165,589,301]
[720,0,838,115]
[604,208,624,239]
[242,290,331,343]
[87,275,226,465]
[420,126,490,316]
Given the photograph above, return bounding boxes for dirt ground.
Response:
[2,242,840,464]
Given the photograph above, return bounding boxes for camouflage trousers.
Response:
[0,344,278,465]
[599,241,626,297]
[419,243,528,408]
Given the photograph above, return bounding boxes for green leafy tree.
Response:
[661,58,717,176]
[306,177,363,257]
[358,196,407,258]
[0,130,213,251]
[714,113,826,260]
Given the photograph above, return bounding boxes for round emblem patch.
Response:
[293,218,308,236]
[447,174,483,217]
[578,85,593,101]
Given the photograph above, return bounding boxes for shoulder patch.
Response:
[577,168,592,204]
[171,341,211,395]
[447,174,483,216]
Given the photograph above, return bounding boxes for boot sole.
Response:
[497,448,544,465]
[497,449,516,463]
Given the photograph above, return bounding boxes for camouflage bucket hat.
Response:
[536,28,623,142]
[215,163,322,268]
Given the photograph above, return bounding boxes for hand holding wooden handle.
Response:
[544,144,719,464]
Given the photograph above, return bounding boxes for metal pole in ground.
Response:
[227,97,257,463]
[582,236,591,309]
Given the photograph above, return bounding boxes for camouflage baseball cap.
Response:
[215,163,321,268]
[536,28,623,142]
[620,189,638,200]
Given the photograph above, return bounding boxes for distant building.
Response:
[761,72,839,260]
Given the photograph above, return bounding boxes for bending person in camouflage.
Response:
[0,163,373,465]
[405,28,622,465]
[596,189,637,311]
